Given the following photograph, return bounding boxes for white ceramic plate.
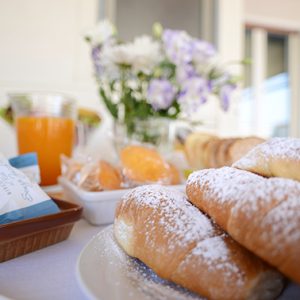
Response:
[76,225,202,300]
[59,177,185,226]
[76,226,300,300]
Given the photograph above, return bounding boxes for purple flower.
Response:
[91,39,120,80]
[219,84,236,111]
[91,45,102,75]
[178,76,212,114]
[162,29,193,65]
[176,63,197,83]
[162,29,217,69]
[147,79,177,110]
[191,39,216,64]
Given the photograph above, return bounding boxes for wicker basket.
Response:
[0,199,82,262]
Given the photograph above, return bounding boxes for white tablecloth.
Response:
[1,218,300,300]
[0,219,106,300]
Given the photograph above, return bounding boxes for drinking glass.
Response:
[10,92,77,186]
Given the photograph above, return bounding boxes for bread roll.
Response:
[216,138,238,167]
[233,137,300,181]
[114,185,283,300]
[184,132,215,169]
[228,137,265,166]
[203,138,221,168]
[186,167,300,284]
[184,134,264,170]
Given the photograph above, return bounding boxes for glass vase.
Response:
[113,117,171,154]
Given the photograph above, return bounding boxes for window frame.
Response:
[245,21,300,137]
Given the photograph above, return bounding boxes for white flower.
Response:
[85,19,116,46]
[130,35,162,74]
[127,79,139,90]
[86,22,238,118]
[106,43,135,66]
[96,41,120,80]
[194,55,219,77]
[104,35,162,74]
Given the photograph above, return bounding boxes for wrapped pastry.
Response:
[61,155,122,191]
[120,145,173,187]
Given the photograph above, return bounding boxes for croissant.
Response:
[233,137,300,181]
[186,167,300,284]
[114,185,283,300]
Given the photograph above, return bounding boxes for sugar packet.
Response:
[0,153,59,225]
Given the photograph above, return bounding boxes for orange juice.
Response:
[16,116,75,186]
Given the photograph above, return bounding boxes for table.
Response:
[1,218,300,300]
[0,219,106,300]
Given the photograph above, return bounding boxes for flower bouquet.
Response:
[85,20,240,145]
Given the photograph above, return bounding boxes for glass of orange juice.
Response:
[10,92,77,186]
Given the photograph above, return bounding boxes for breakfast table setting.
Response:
[1,20,300,300]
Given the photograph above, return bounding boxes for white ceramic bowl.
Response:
[59,177,130,225]
[59,177,185,226]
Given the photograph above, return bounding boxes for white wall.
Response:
[0,0,100,109]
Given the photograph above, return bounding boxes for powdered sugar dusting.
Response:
[233,137,300,170]
[193,236,230,261]
[192,236,242,285]
[120,185,245,286]
[91,226,202,300]
[188,167,265,206]
[80,226,297,300]
[122,185,215,251]
[187,167,300,246]
[259,138,300,159]
[260,195,300,254]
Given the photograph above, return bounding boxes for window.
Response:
[239,26,299,138]
[265,33,289,137]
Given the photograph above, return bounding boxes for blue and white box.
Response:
[0,153,59,225]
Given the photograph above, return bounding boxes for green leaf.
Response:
[157,60,176,79]
[99,88,118,119]
[156,101,180,119]
[241,57,252,65]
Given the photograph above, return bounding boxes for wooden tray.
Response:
[0,199,82,262]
